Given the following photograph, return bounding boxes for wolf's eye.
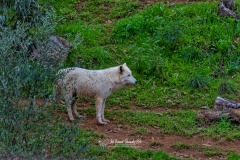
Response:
[128,74,131,77]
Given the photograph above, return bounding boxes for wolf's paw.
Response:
[69,117,75,121]
[102,118,110,123]
[97,120,107,125]
[76,114,85,119]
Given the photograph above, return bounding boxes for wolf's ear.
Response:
[123,63,127,66]
[119,65,124,74]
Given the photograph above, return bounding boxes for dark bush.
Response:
[0,1,95,159]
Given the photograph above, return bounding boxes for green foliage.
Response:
[1,0,54,29]
[0,4,58,99]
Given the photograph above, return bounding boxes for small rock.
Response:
[152,126,160,129]
[200,106,210,110]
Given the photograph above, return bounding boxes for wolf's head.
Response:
[119,63,137,85]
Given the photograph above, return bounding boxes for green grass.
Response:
[105,147,178,160]
[202,119,240,140]
[227,152,240,160]
[107,109,198,136]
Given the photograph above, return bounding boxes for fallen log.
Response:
[197,97,240,123]
[196,110,229,123]
[214,96,240,111]
[218,0,238,19]
[228,108,240,120]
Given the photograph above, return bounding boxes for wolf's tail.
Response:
[53,78,62,104]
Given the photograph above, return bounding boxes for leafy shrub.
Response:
[0,1,95,159]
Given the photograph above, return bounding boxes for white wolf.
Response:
[54,63,137,125]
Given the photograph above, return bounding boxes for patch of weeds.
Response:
[203,146,223,157]
[106,147,178,160]
[218,80,237,94]
[172,142,191,149]
[150,142,163,147]
[180,45,206,62]
[134,127,151,135]
[227,152,240,160]
[226,57,240,76]
[187,73,211,90]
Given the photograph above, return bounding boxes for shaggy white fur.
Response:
[54,63,137,125]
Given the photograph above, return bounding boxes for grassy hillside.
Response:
[52,0,239,109]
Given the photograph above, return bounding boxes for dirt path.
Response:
[78,106,240,160]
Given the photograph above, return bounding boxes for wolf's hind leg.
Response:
[67,106,74,121]
[72,98,84,118]
[65,92,75,121]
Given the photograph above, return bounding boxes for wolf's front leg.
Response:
[96,97,106,125]
[101,99,110,123]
